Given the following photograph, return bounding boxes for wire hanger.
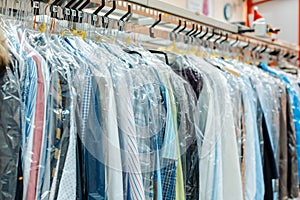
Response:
[242,40,250,49]
[92,0,105,25]
[213,31,222,49]
[185,23,195,43]
[70,0,83,22]
[260,45,268,53]
[102,0,116,29]
[50,0,61,18]
[169,19,182,41]
[78,0,91,23]
[190,25,199,36]
[219,33,228,44]
[213,31,222,44]
[206,29,215,41]
[185,23,195,36]
[177,21,187,34]
[194,25,203,37]
[63,0,78,21]
[230,36,239,47]
[149,13,162,38]
[32,0,41,16]
[118,4,131,31]
[172,20,182,33]
[149,50,170,65]
[199,27,209,39]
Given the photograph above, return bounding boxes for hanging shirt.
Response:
[259,62,300,185]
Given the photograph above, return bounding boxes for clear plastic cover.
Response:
[0,65,22,200]
[2,23,300,200]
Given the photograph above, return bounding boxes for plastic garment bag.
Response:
[0,66,22,200]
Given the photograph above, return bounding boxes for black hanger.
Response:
[50,0,61,18]
[230,36,239,47]
[251,44,259,53]
[92,0,105,25]
[206,29,215,41]
[190,24,199,37]
[65,0,77,8]
[118,5,131,31]
[284,51,290,58]
[32,0,41,15]
[185,24,195,36]
[213,32,222,44]
[71,0,89,23]
[64,0,78,21]
[71,0,83,11]
[149,13,162,38]
[93,0,105,15]
[213,32,222,49]
[260,45,268,53]
[77,0,91,23]
[149,50,169,65]
[172,20,182,32]
[289,54,296,59]
[219,33,228,44]
[199,27,209,39]
[102,0,116,28]
[269,48,280,56]
[177,21,187,33]
[194,25,203,37]
[170,20,181,41]
[190,25,199,38]
[124,49,143,58]
[242,40,250,49]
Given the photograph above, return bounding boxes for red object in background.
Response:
[203,0,209,16]
[246,0,272,26]
[246,0,300,68]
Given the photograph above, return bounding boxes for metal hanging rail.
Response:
[1,0,298,55]
[89,0,238,33]
[88,0,298,53]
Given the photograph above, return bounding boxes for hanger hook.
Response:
[213,31,222,44]
[206,29,215,41]
[118,4,131,31]
[150,13,162,38]
[230,36,239,47]
[185,23,195,36]
[102,0,116,28]
[93,0,105,15]
[177,21,187,33]
[190,24,199,37]
[50,0,61,18]
[199,27,209,39]
[242,39,250,49]
[172,19,182,32]
[220,33,228,44]
[104,0,116,18]
[194,25,203,37]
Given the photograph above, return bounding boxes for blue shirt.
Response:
[260,62,300,183]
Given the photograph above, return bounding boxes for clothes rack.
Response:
[0,1,300,200]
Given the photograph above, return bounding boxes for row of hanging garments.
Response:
[0,3,300,200]
[1,25,300,200]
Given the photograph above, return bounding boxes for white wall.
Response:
[159,0,298,45]
[159,0,244,23]
[257,0,298,44]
